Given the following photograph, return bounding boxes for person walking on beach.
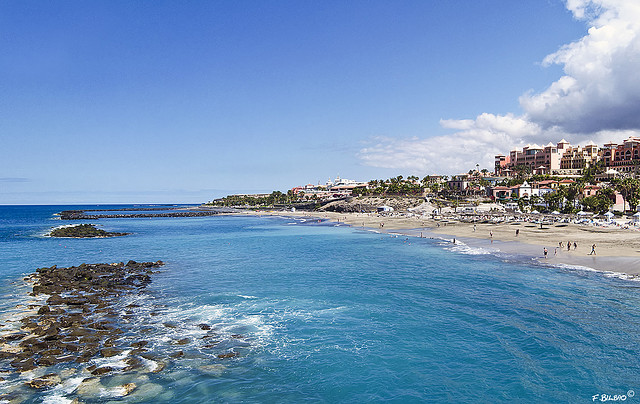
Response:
[515,229,519,237]
[473,224,476,232]
[554,247,557,256]
[567,241,571,251]
[559,241,563,248]
[573,242,577,250]
[590,244,596,255]
[543,248,548,259]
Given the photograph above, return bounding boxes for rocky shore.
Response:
[0,260,252,401]
[2,261,163,373]
[317,196,425,213]
[49,224,130,238]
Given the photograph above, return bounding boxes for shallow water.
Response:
[1,205,640,403]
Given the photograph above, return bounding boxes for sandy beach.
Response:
[235,210,640,277]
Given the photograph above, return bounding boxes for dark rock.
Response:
[140,353,159,360]
[218,352,239,359]
[26,374,61,389]
[48,224,130,238]
[10,260,166,376]
[64,343,81,352]
[170,351,184,358]
[19,337,40,347]
[38,356,58,366]
[91,366,114,376]
[4,333,26,341]
[175,338,190,345]
[42,348,63,356]
[198,324,211,330]
[37,305,51,315]
[0,351,14,359]
[47,295,64,305]
[10,357,37,372]
[123,356,143,371]
[100,348,123,357]
[131,340,148,348]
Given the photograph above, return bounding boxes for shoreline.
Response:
[224,209,640,279]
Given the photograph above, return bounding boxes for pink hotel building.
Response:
[495,137,640,177]
[494,140,572,176]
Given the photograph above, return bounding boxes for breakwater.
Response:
[58,209,222,220]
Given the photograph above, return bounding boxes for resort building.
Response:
[292,176,367,199]
[558,141,600,174]
[290,184,332,199]
[489,180,557,202]
[447,175,469,193]
[600,136,640,174]
[582,185,601,198]
[494,154,510,175]
[326,176,367,196]
[495,140,572,176]
[495,139,607,176]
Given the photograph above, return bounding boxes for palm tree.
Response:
[614,177,640,212]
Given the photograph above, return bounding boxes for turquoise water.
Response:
[1,205,640,403]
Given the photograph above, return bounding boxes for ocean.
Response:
[1,205,640,403]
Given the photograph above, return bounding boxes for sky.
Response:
[1,0,639,204]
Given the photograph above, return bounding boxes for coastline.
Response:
[225,209,640,279]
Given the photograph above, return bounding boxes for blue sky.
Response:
[2,0,636,204]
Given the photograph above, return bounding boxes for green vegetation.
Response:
[581,188,615,214]
[49,224,129,238]
[208,190,303,207]
[352,176,425,196]
[612,177,640,211]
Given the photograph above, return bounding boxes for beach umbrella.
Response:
[604,211,615,223]
[531,210,539,214]
[577,211,591,216]
[551,210,560,215]
[633,212,640,223]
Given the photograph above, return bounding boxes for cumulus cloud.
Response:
[359,114,538,174]
[520,0,640,133]
[359,0,640,174]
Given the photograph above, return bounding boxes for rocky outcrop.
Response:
[49,224,129,238]
[318,196,425,213]
[1,261,163,374]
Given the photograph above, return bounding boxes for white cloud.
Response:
[359,114,538,174]
[359,0,640,174]
[520,0,640,133]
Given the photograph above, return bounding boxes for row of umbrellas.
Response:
[528,209,640,222]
